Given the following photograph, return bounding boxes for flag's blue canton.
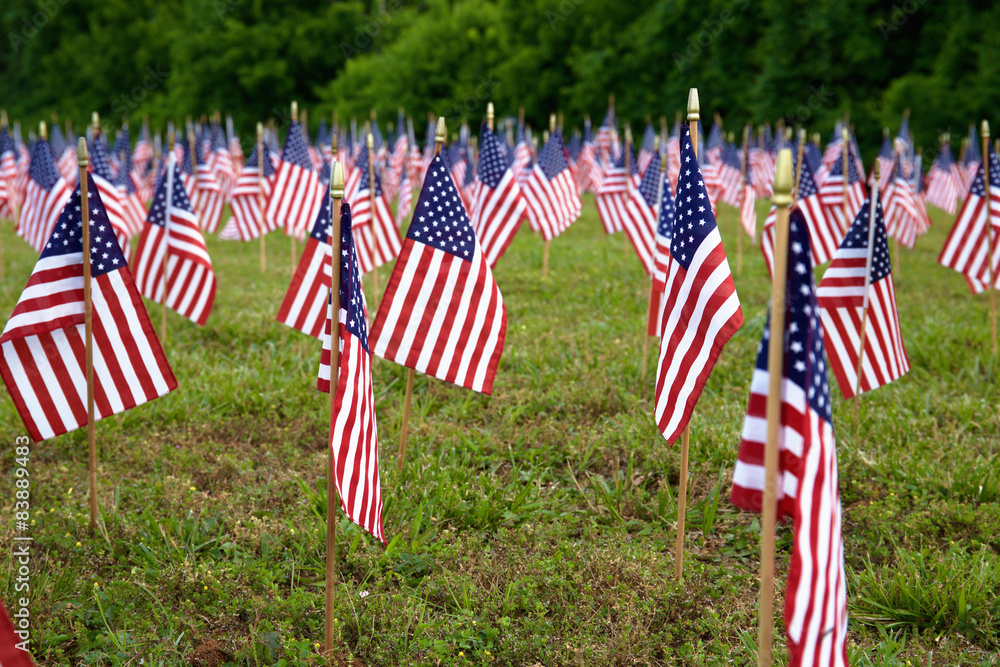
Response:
[90,137,116,181]
[370,121,383,150]
[637,155,660,208]
[318,159,331,184]
[939,144,954,168]
[538,133,570,180]
[966,126,981,164]
[316,120,329,148]
[425,120,436,153]
[567,132,581,160]
[245,144,276,177]
[672,125,718,272]
[757,210,832,422]
[967,145,1000,197]
[583,119,593,143]
[356,147,383,196]
[879,136,894,159]
[29,138,61,189]
[842,196,892,282]
[478,127,508,189]
[744,152,754,185]
[722,142,741,169]
[0,129,14,158]
[409,154,476,262]
[462,152,476,187]
[898,117,911,143]
[642,124,656,153]
[707,123,723,151]
[50,123,67,157]
[804,143,821,174]
[338,201,369,352]
[658,173,675,240]
[212,124,227,151]
[830,148,861,183]
[147,164,195,229]
[42,175,123,277]
[180,143,194,175]
[309,191,332,242]
[797,157,820,199]
[282,121,314,170]
[601,109,614,130]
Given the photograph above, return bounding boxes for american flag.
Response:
[761,157,836,277]
[510,122,533,183]
[113,129,148,238]
[938,144,1000,294]
[132,154,217,326]
[717,142,744,207]
[740,156,757,239]
[369,153,506,394]
[384,108,409,201]
[596,108,617,166]
[655,125,743,442]
[731,210,849,667]
[818,194,909,398]
[621,153,660,273]
[192,145,225,234]
[220,143,278,241]
[88,135,132,254]
[961,125,982,193]
[819,149,866,242]
[277,187,335,339]
[522,131,581,241]
[574,119,602,195]
[0,175,177,442]
[17,137,72,254]
[595,150,637,234]
[647,166,675,337]
[925,142,960,215]
[266,120,324,240]
[470,125,527,267]
[883,158,927,250]
[0,128,16,219]
[638,123,657,174]
[316,201,385,542]
[872,133,894,192]
[346,145,402,274]
[208,122,236,198]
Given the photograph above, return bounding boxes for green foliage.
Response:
[2,1,999,161]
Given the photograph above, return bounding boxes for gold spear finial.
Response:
[624,123,633,146]
[435,116,446,146]
[332,160,344,200]
[487,102,494,130]
[256,122,263,141]
[39,121,47,141]
[291,101,298,124]
[549,113,556,133]
[982,120,990,140]
[773,148,793,207]
[367,131,374,149]
[687,88,700,122]
[77,137,88,166]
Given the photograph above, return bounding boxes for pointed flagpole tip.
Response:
[487,102,494,122]
[367,132,374,149]
[168,131,175,151]
[549,113,556,133]
[39,121,47,141]
[686,89,700,121]
[92,111,100,129]
[291,101,298,123]
[624,124,633,146]
[331,161,345,199]
[872,159,880,181]
[842,126,849,142]
[772,148,793,206]
[981,120,990,139]
[77,137,88,165]
[435,117,447,145]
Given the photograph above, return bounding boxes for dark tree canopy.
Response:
[2,0,996,161]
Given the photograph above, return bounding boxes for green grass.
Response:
[1,194,998,666]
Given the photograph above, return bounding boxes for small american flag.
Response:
[818,193,909,398]
[114,129,149,238]
[345,146,402,274]
[883,158,927,250]
[220,143,278,241]
[655,125,743,442]
[938,144,1000,293]
[740,151,757,239]
[594,150,634,234]
[731,210,849,667]
[87,135,132,254]
[132,154,217,326]
[277,188,335,339]
[316,201,385,542]
[370,153,506,394]
[0,175,177,442]
[266,121,324,240]
[647,167,675,337]
[522,131,581,241]
[208,122,236,197]
[621,153,660,273]
[17,137,71,253]
[470,125,527,267]
[191,144,225,235]
[0,128,17,219]
[925,143,959,215]
[819,149,866,240]
[872,134,895,192]
[574,119,602,195]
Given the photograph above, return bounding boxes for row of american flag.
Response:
[0,99,996,667]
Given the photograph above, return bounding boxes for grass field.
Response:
[1,194,998,666]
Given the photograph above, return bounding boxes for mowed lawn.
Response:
[1,194,998,666]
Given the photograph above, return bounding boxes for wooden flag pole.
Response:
[543,114,556,279]
[367,132,380,304]
[290,102,299,275]
[76,137,99,534]
[982,121,998,356]
[324,160,345,653]
[163,132,175,344]
[257,123,266,273]
[757,147,794,667]
[675,88,698,581]
[853,162,880,430]
[398,116,446,472]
